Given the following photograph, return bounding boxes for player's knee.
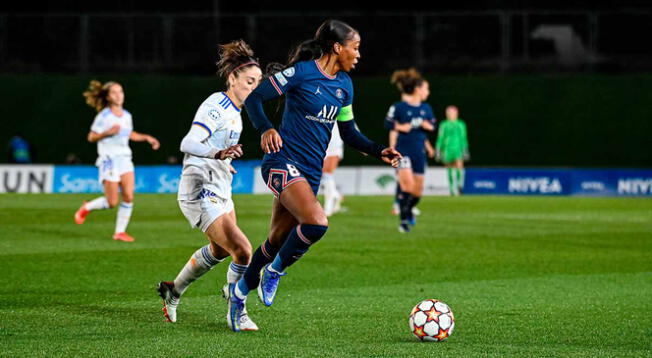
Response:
[122,192,134,203]
[304,213,328,227]
[298,224,328,244]
[107,197,119,208]
[231,243,252,263]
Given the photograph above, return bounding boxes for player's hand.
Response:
[215,144,243,160]
[261,129,282,154]
[229,164,237,174]
[104,124,121,137]
[147,136,160,150]
[435,149,442,162]
[426,145,435,159]
[380,147,402,168]
[463,150,470,161]
[421,121,434,131]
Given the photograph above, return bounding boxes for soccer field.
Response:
[1,194,651,357]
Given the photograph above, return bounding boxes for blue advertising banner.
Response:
[465,168,652,196]
[53,160,260,194]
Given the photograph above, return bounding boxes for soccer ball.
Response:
[408,299,455,342]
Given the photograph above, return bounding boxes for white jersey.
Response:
[90,108,133,160]
[178,92,243,201]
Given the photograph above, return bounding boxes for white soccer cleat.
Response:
[391,202,400,215]
[157,281,180,323]
[412,206,421,216]
[239,313,259,331]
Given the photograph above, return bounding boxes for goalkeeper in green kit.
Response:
[435,105,469,195]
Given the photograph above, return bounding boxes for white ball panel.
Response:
[413,311,427,327]
[422,335,438,342]
[423,321,439,337]
[418,300,434,311]
[409,316,414,331]
[434,301,450,313]
[438,313,452,330]
[448,321,455,335]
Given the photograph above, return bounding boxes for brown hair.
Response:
[215,39,260,85]
[83,80,119,112]
[390,68,425,95]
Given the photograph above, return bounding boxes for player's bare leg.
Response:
[113,172,135,242]
[258,181,328,306]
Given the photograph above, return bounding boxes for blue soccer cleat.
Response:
[227,283,245,332]
[408,216,417,226]
[258,264,287,306]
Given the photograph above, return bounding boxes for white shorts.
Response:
[97,156,134,183]
[178,190,234,233]
[325,146,344,159]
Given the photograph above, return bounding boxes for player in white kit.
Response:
[321,123,344,216]
[74,80,160,242]
[156,40,263,332]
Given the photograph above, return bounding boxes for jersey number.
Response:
[286,164,301,177]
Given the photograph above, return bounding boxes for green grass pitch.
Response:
[1,194,651,357]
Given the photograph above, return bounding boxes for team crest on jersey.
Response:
[282,67,295,77]
[208,109,221,120]
[336,88,343,99]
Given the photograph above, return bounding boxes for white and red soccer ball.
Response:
[409,299,455,342]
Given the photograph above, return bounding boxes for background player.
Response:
[435,105,470,195]
[227,19,401,331]
[156,40,262,331]
[385,68,435,232]
[74,81,160,242]
[322,123,344,217]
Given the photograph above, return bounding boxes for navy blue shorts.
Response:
[261,155,321,197]
[396,148,426,175]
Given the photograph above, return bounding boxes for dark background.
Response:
[1,1,651,167]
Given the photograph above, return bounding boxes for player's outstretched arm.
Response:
[130,131,160,150]
[337,111,402,167]
[179,125,243,160]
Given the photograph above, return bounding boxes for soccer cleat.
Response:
[157,281,180,323]
[258,264,286,307]
[239,313,259,331]
[391,202,400,215]
[227,283,245,332]
[113,232,135,242]
[412,206,421,216]
[332,193,343,215]
[74,202,89,225]
[408,216,417,226]
[399,222,411,233]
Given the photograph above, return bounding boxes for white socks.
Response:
[86,196,109,211]
[227,262,248,284]
[114,202,133,234]
[173,245,224,296]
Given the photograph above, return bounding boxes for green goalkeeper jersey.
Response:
[436,119,468,152]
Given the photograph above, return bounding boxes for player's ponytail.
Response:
[390,68,424,95]
[216,39,260,85]
[288,19,358,65]
[83,80,118,112]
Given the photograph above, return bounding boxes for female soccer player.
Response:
[385,68,435,232]
[156,40,263,331]
[74,81,160,242]
[322,124,344,217]
[435,105,469,195]
[226,19,401,332]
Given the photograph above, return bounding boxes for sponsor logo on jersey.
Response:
[305,105,338,123]
[336,88,343,99]
[208,109,221,120]
[274,72,288,86]
[283,67,295,77]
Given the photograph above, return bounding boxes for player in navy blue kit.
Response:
[385,68,435,233]
[225,19,401,332]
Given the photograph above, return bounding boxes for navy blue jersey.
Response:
[267,60,354,176]
[385,101,435,154]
